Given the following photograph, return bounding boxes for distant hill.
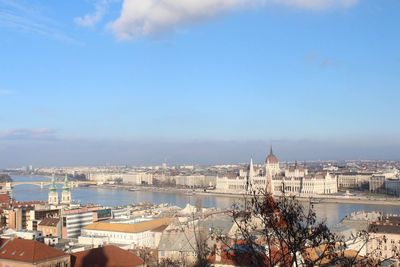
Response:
[0,174,12,183]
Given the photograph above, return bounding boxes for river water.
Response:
[10,176,399,226]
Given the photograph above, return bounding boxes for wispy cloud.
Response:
[74,0,110,27]
[106,0,359,40]
[0,128,58,141]
[0,0,81,44]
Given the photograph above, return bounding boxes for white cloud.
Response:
[107,0,359,40]
[74,0,110,27]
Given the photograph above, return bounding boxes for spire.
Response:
[61,174,72,205]
[63,174,70,191]
[48,173,59,205]
[248,158,255,178]
[49,174,57,191]
[270,145,273,155]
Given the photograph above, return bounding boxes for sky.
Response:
[0,0,399,167]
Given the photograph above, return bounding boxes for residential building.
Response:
[27,208,61,231]
[158,229,198,265]
[87,172,153,185]
[175,175,217,188]
[3,203,36,230]
[0,238,70,267]
[38,218,62,237]
[367,217,400,260]
[61,207,98,238]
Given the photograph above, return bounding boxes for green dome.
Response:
[49,184,57,191]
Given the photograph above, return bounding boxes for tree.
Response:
[224,186,385,267]
[159,258,182,267]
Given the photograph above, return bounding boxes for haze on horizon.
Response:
[0,0,399,168]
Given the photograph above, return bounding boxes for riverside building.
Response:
[216,148,338,196]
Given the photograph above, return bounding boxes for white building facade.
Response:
[88,172,153,185]
[62,208,96,238]
[216,148,338,196]
[81,218,171,249]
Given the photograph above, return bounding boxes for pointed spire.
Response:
[248,158,255,178]
[63,174,70,191]
[270,145,273,155]
[49,174,57,191]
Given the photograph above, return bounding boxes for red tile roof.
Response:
[0,238,67,263]
[0,238,8,248]
[0,193,10,205]
[71,245,144,267]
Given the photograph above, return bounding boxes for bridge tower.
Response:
[61,174,71,205]
[48,174,59,205]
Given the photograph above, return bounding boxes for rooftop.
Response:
[83,217,172,233]
[38,217,60,227]
[0,238,67,263]
[71,245,144,267]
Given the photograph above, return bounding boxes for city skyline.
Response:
[1,0,400,167]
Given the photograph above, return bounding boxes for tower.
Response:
[246,158,255,191]
[48,174,58,205]
[248,158,255,179]
[61,174,71,205]
[265,146,280,194]
[265,146,280,177]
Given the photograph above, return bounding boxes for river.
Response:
[10,176,400,226]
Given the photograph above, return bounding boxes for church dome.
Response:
[266,147,279,164]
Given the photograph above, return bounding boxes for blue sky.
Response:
[0,0,399,166]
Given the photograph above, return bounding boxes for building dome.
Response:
[266,147,279,164]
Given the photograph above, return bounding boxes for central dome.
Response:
[265,147,279,164]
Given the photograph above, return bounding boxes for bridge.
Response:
[0,180,99,190]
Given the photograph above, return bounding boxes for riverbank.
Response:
[94,184,400,206]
